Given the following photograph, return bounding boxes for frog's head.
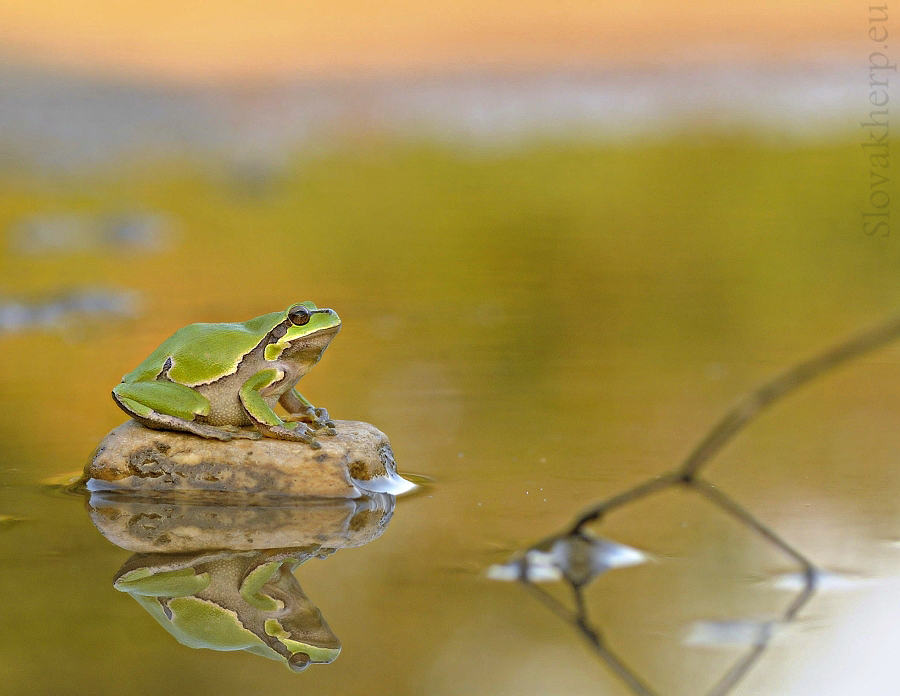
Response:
[264,302,341,364]
[262,615,342,672]
[249,558,342,671]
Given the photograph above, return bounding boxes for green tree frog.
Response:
[112,303,341,448]
[114,549,341,671]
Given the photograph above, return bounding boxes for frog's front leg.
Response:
[113,381,260,441]
[280,388,336,434]
[239,370,322,448]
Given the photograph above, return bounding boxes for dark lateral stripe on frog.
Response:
[157,317,295,387]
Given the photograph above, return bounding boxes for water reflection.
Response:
[87,492,395,671]
[487,531,648,585]
[491,477,817,696]
[114,548,342,671]
[491,311,900,695]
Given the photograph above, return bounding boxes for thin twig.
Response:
[569,312,900,533]
[570,472,681,532]
[678,313,900,480]
[520,581,661,696]
[514,312,900,695]
[690,478,818,620]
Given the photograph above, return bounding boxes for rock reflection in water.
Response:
[87,492,395,671]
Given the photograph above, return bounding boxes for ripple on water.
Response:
[353,470,420,496]
[770,570,883,593]
[683,619,777,648]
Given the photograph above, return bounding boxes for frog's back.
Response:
[123,312,282,386]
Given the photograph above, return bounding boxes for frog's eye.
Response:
[287,652,311,672]
[288,306,312,326]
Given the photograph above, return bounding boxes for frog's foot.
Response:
[254,421,322,449]
[218,424,264,439]
[283,407,336,434]
[243,371,328,446]
[136,412,261,441]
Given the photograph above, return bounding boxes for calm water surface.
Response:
[1,132,900,696]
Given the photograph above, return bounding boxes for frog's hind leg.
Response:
[112,381,258,440]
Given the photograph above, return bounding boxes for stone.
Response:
[88,491,395,553]
[83,419,413,498]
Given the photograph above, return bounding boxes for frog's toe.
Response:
[196,425,239,441]
[283,413,334,433]
[219,424,261,439]
[255,422,321,447]
[307,418,335,432]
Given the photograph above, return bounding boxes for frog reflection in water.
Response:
[112,303,341,448]
[114,548,341,671]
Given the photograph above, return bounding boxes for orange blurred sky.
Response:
[0,0,863,83]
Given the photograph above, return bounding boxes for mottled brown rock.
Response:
[84,420,411,498]
[88,491,395,553]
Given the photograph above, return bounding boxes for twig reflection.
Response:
[503,312,900,695]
